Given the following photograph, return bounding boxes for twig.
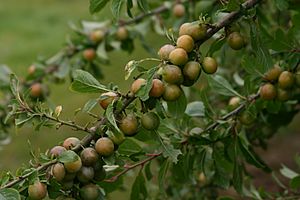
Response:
[104,152,162,182]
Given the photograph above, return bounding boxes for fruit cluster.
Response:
[260,65,299,101]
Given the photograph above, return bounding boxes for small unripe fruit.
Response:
[119,114,139,136]
[49,146,66,157]
[141,112,160,130]
[80,147,99,166]
[227,32,245,50]
[172,4,185,18]
[277,88,290,101]
[63,172,76,182]
[179,22,207,41]
[260,83,277,100]
[182,61,201,86]
[77,166,95,183]
[83,48,96,61]
[89,30,105,43]
[131,78,147,94]
[162,65,183,84]
[228,96,241,111]
[163,84,182,101]
[62,181,74,190]
[169,48,188,66]
[64,158,82,173]
[51,163,66,182]
[278,71,294,89]
[95,137,114,157]
[30,83,43,98]
[202,57,218,74]
[238,111,255,126]
[28,182,47,200]
[80,184,100,200]
[99,92,119,110]
[116,27,129,41]
[176,35,194,53]
[149,79,165,97]
[108,131,125,145]
[158,44,176,60]
[63,137,80,150]
[28,65,36,75]
[264,65,282,81]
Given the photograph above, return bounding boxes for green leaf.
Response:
[144,162,153,181]
[136,67,156,101]
[130,170,147,200]
[126,0,133,18]
[10,74,20,100]
[233,139,243,193]
[167,91,187,119]
[82,99,98,113]
[54,59,70,79]
[70,69,111,93]
[111,0,124,19]
[15,113,34,126]
[274,0,289,11]
[105,103,121,132]
[96,42,109,61]
[158,159,170,195]
[58,150,80,163]
[227,0,239,11]
[125,60,139,80]
[185,101,205,117]
[89,0,110,14]
[280,165,299,179]
[137,0,149,12]
[0,188,21,200]
[290,176,300,189]
[118,138,142,156]
[156,131,181,164]
[207,37,226,56]
[207,75,242,98]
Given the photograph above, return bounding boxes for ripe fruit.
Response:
[169,48,188,66]
[277,88,290,101]
[176,35,194,52]
[80,184,100,200]
[30,83,43,98]
[89,30,105,43]
[162,65,183,84]
[172,4,185,18]
[119,114,139,136]
[80,147,99,166]
[28,65,36,75]
[163,84,182,101]
[116,27,129,41]
[95,137,114,157]
[260,83,277,100]
[77,166,95,183]
[141,112,160,130]
[264,65,282,81]
[149,79,165,97]
[227,32,244,50]
[179,22,207,41]
[83,48,96,61]
[49,146,66,157]
[28,181,47,200]
[51,163,66,182]
[131,78,146,94]
[278,71,294,89]
[202,57,218,74]
[64,158,82,173]
[99,92,119,110]
[158,44,176,60]
[63,137,80,150]
[182,61,201,86]
[228,96,241,111]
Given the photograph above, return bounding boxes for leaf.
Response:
[126,0,133,18]
[54,59,70,79]
[167,92,187,119]
[111,0,124,19]
[130,170,147,200]
[135,67,156,101]
[118,138,142,156]
[144,162,153,180]
[158,159,170,195]
[137,0,149,12]
[233,139,243,193]
[10,74,20,100]
[58,150,80,163]
[82,99,98,113]
[89,0,110,14]
[207,37,226,56]
[274,0,289,11]
[280,165,299,179]
[0,188,21,200]
[70,69,111,93]
[156,131,181,164]
[207,75,242,98]
[290,176,300,189]
[125,60,139,80]
[96,42,109,61]
[15,113,35,126]
[105,103,120,132]
[227,0,239,11]
[185,101,205,117]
